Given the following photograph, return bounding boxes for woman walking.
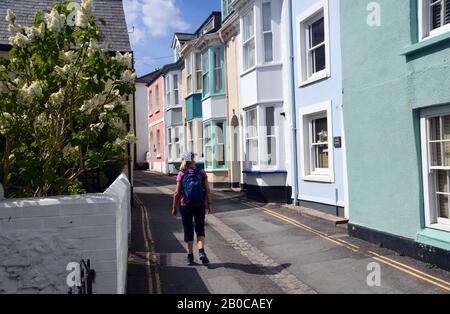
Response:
[172,152,212,266]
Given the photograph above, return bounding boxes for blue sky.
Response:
[123,0,221,77]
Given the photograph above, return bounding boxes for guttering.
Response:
[287,0,299,205]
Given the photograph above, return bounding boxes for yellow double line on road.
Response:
[135,195,162,294]
[242,201,450,292]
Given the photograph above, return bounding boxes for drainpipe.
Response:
[287,0,299,206]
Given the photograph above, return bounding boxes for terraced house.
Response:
[341,0,450,268]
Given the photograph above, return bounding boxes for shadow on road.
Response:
[206,262,291,275]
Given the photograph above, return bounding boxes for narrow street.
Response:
[127,171,450,294]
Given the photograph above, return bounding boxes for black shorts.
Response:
[180,205,206,242]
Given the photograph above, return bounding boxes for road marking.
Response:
[248,202,450,292]
[135,195,162,294]
[206,214,317,294]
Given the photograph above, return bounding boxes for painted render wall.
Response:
[0,174,131,294]
[340,0,450,247]
[149,75,165,169]
[225,34,243,187]
[135,82,149,165]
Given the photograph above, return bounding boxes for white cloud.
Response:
[124,0,191,45]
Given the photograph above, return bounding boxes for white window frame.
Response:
[165,76,171,108]
[243,104,283,171]
[242,7,256,72]
[186,54,193,95]
[299,100,334,183]
[155,84,159,113]
[167,127,173,160]
[156,129,161,158]
[262,1,274,63]
[421,106,450,232]
[195,53,202,92]
[297,0,330,87]
[419,0,450,41]
[174,126,181,160]
[173,74,179,106]
[149,89,153,116]
[187,120,194,153]
[197,119,204,160]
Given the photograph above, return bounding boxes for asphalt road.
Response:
[127,171,450,294]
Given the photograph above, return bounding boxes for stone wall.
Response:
[0,174,131,294]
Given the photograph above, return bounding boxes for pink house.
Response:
[147,72,166,173]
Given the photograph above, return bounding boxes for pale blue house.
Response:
[288,0,348,217]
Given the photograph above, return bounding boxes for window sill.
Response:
[201,93,226,102]
[416,227,450,251]
[240,66,257,77]
[205,168,228,172]
[243,170,288,174]
[302,174,333,183]
[402,31,450,57]
[298,70,330,88]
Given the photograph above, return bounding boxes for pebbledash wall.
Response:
[341,0,450,267]
[0,175,131,294]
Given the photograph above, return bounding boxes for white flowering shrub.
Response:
[0,0,136,197]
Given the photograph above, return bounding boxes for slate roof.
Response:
[0,0,131,52]
[136,69,161,85]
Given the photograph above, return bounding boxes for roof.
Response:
[160,58,183,75]
[193,11,222,36]
[136,69,161,85]
[0,0,131,52]
[171,32,196,49]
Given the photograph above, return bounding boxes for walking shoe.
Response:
[187,254,195,266]
[199,251,210,265]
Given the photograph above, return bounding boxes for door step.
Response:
[283,204,349,226]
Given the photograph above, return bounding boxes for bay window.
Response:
[201,46,225,99]
[262,1,273,62]
[203,120,227,170]
[242,9,256,71]
[299,101,334,182]
[244,105,282,170]
[298,0,330,85]
[421,109,450,231]
[419,0,450,39]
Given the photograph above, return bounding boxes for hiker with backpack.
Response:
[172,152,212,266]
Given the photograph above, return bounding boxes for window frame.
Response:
[203,119,228,170]
[155,84,159,113]
[419,0,450,41]
[186,54,193,96]
[297,0,331,87]
[156,129,161,158]
[420,106,450,232]
[242,7,256,72]
[201,46,225,100]
[243,104,283,171]
[149,89,153,116]
[262,1,274,63]
[165,76,171,108]
[195,53,203,92]
[299,100,334,183]
[173,74,179,106]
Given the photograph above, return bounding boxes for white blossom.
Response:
[103,103,115,111]
[99,112,107,121]
[25,24,44,41]
[21,81,42,99]
[75,9,89,28]
[33,113,48,130]
[125,131,136,144]
[89,122,104,131]
[45,9,66,34]
[49,89,65,106]
[114,138,126,146]
[8,23,22,35]
[113,51,132,68]
[120,69,136,83]
[9,32,31,48]
[6,9,15,24]
[59,50,75,62]
[55,64,72,78]
[62,144,79,159]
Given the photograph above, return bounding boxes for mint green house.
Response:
[341,0,450,269]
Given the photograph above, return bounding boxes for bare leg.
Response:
[187,241,194,254]
[198,236,205,250]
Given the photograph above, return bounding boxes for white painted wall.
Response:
[135,82,149,165]
[0,174,131,294]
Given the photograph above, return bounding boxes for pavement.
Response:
[127,170,450,294]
